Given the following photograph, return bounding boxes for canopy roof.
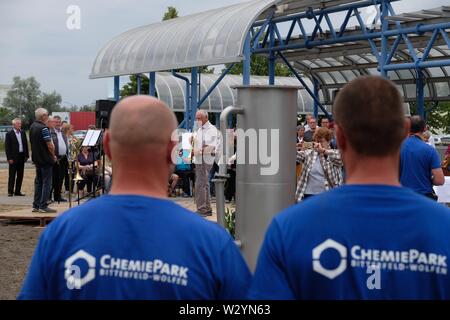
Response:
[90,0,278,79]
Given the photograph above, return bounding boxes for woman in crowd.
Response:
[77,146,98,196]
[295,127,343,202]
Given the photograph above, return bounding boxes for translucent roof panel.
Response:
[90,0,278,79]
[154,72,313,114]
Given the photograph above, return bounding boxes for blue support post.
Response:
[149,72,156,97]
[191,67,198,131]
[114,76,120,101]
[380,1,389,78]
[313,78,319,119]
[243,33,251,86]
[215,113,221,129]
[172,71,190,129]
[136,74,141,95]
[268,23,275,85]
[416,69,425,118]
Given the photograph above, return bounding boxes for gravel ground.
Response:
[0,222,42,300]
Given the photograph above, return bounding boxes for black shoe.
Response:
[56,198,68,202]
[196,210,213,217]
[32,207,39,213]
[196,211,207,217]
[8,193,13,197]
[14,192,26,196]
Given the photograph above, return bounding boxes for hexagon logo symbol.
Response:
[312,239,347,280]
[64,249,96,289]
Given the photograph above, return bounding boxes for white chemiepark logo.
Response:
[312,239,347,280]
[65,250,96,289]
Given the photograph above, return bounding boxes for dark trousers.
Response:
[33,164,53,209]
[8,153,25,195]
[78,174,98,194]
[51,156,68,201]
[209,163,219,196]
[175,170,194,196]
[224,168,236,201]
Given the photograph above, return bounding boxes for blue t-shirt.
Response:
[18,195,251,300]
[175,150,191,171]
[400,136,442,194]
[249,185,450,300]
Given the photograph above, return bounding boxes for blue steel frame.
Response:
[111,0,450,123]
[250,0,450,118]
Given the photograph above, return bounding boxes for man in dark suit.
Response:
[5,118,29,196]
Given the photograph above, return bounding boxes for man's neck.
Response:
[110,165,169,199]
[344,154,401,186]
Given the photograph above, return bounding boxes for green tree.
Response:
[3,76,41,126]
[0,107,12,125]
[3,76,64,128]
[410,101,450,134]
[120,74,150,98]
[79,104,95,112]
[224,54,292,77]
[40,91,62,114]
[163,6,179,21]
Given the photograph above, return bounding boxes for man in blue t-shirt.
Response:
[400,116,444,200]
[18,95,251,300]
[249,76,450,300]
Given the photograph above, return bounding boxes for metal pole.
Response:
[136,74,141,95]
[172,71,190,130]
[313,78,319,119]
[243,33,251,86]
[149,72,156,97]
[268,23,275,85]
[213,106,244,227]
[215,113,220,129]
[191,67,198,131]
[416,69,425,118]
[380,0,388,78]
[114,76,120,101]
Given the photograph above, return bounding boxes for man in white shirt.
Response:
[50,115,68,202]
[193,110,219,216]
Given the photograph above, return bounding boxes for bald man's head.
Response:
[108,96,178,154]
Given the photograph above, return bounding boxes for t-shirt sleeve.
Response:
[217,237,252,300]
[430,149,442,170]
[42,127,51,142]
[17,230,50,300]
[248,220,296,300]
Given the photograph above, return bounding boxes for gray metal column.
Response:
[234,86,298,271]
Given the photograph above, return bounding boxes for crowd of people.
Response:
[5,109,106,213]
[5,76,450,300]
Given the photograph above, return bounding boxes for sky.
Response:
[0,0,448,107]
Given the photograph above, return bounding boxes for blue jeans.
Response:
[33,164,53,209]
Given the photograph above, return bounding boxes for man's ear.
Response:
[404,118,411,139]
[103,129,112,160]
[335,124,346,152]
[167,140,178,166]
